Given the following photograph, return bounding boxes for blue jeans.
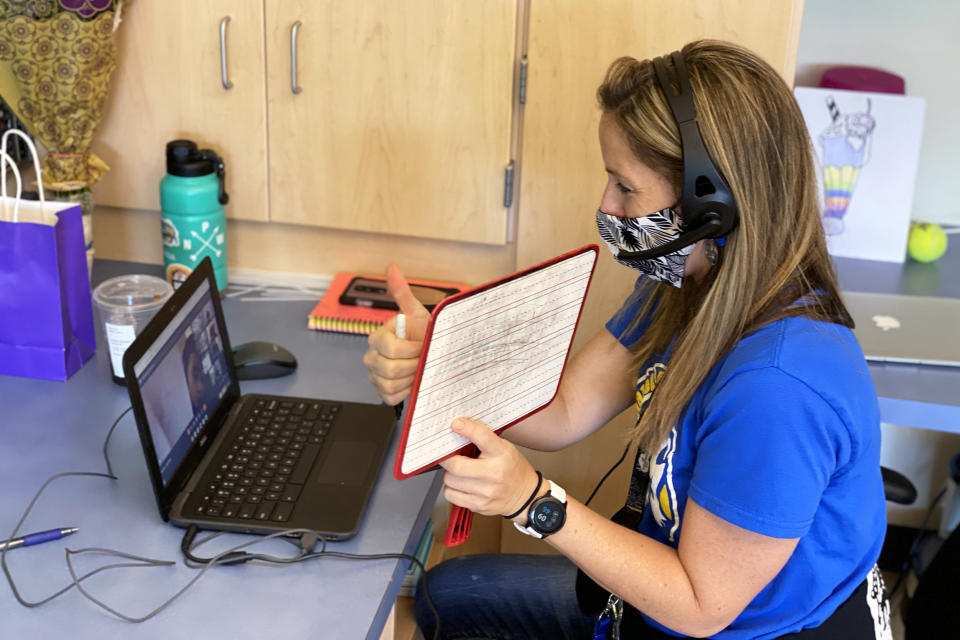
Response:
[413,553,597,640]
[412,555,887,640]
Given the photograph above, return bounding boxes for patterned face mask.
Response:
[596,208,694,287]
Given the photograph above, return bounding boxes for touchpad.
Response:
[316,441,375,486]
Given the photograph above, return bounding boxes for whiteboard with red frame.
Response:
[394,245,598,480]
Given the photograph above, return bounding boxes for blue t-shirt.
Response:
[606,278,886,639]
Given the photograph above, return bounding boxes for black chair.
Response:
[882,466,918,505]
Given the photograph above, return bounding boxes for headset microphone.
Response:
[617,51,739,262]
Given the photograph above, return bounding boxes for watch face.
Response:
[531,498,566,534]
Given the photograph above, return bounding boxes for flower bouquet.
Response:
[0,0,128,270]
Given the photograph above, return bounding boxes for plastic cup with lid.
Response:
[92,274,173,385]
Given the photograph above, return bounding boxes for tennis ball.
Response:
[907,223,948,263]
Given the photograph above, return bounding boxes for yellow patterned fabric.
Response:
[0,1,125,189]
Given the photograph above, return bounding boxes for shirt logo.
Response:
[647,426,680,542]
[635,362,666,419]
[630,362,679,542]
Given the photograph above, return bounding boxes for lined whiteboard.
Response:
[398,248,596,476]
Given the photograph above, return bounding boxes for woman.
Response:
[364,40,889,639]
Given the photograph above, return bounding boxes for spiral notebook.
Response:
[308,273,466,335]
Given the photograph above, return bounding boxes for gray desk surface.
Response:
[834,230,960,434]
[0,260,442,639]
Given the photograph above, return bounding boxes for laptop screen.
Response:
[132,278,232,485]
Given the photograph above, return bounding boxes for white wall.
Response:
[796,0,960,225]
[798,1,960,529]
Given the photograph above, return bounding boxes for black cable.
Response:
[180,525,255,566]
[101,405,132,478]
[181,525,441,640]
[887,486,946,598]
[6,405,440,638]
[2,406,130,607]
[585,443,631,507]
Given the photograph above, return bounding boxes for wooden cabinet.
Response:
[95,0,517,244]
[95,1,268,221]
[265,1,516,244]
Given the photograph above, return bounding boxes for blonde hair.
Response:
[597,40,852,453]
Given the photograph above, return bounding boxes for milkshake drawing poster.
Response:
[794,87,925,263]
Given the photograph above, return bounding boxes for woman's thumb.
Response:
[386,264,430,340]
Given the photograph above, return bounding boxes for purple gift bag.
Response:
[0,137,96,381]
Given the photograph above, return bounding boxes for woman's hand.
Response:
[362,264,431,405]
[440,418,541,519]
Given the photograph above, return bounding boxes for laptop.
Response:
[845,291,960,367]
[122,257,396,539]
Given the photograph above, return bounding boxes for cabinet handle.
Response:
[219,16,233,90]
[291,20,303,94]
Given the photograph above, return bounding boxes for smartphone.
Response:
[339,276,460,312]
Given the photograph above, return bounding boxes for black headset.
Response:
[617,51,739,261]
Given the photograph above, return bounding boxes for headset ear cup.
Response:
[720,204,740,236]
[685,181,739,239]
[687,207,736,238]
[711,206,738,237]
[700,212,725,236]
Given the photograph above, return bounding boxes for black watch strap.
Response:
[504,470,543,520]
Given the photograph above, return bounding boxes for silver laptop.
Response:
[844,291,960,367]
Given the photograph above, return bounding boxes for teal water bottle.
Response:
[160,140,230,290]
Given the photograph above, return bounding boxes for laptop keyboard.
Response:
[192,398,340,523]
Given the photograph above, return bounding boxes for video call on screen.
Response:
[138,284,231,485]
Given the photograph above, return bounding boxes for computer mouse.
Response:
[232,341,298,380]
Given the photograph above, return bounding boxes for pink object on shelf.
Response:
[820,66,905,95]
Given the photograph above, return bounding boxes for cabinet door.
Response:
[94,0,268,221]
[265,0,516,244]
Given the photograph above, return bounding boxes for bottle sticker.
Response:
[162,217,180,247]
[165,263,192,289]
[105,322,137,378]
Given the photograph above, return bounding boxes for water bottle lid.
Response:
[166,139,214,177]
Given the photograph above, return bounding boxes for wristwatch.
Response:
[513,480,567,538]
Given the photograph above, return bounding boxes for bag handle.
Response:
[0,129,45,213]
[0,149,23,223]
